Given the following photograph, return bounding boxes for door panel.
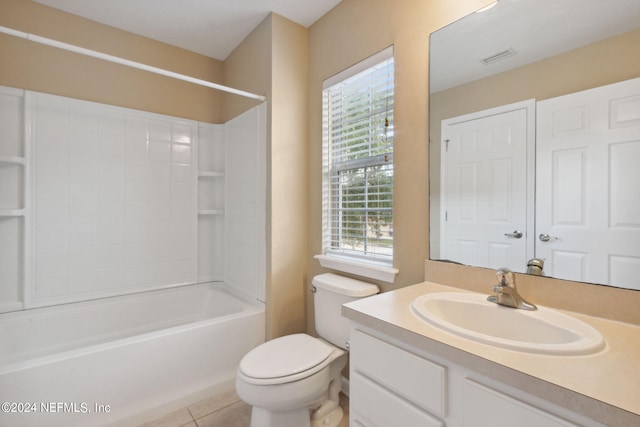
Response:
[441,100,534,272]
[536,77,640,288]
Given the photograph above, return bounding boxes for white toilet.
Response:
[236,273,379,427]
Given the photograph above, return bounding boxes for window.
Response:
[322,47,394,267]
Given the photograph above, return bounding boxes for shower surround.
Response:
[0,86,267,426]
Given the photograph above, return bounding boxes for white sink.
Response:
[411,292,605,355]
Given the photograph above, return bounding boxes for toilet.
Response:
[236,273,379,427]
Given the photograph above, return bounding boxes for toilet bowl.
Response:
[236,333,347,427]
[235,273,379,427]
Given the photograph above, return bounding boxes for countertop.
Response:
[343,281,640,426]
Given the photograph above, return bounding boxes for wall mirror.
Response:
[429,0,640,290]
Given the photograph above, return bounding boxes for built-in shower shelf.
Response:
[0,156,25,165]
[0,209,25,217]
[198,209,224,216]
[198,171,224,178]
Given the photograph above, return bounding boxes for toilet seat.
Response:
[238,334,335,385]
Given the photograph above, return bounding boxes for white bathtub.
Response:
[0,282,265,426]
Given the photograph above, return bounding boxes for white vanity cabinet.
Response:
[349,325,604,427]
[350,327,446,427]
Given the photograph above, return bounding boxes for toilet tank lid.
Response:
[312,273,379,297]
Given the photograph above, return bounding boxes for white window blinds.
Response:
[322,48,394,264]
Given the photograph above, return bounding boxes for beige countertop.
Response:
[343,281,640,427]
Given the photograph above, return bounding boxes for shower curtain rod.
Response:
[0,25,267,102]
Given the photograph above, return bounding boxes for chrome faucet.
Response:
[487,268,537,311]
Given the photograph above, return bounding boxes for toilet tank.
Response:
[312,273,379,349]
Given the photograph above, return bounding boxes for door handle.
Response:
[539,233,559,242]
[504,230,523,239]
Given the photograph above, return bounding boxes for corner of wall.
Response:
[223,12,310,340]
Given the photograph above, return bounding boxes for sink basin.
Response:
[411,292,605,355]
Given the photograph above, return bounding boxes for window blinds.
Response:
[323,50,394,262]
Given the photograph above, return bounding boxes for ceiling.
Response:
[430,0,640,93]
[33,0,343,60]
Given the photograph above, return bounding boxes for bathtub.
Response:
[0,282,265,427]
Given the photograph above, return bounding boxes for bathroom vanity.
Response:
[343,282,640,427]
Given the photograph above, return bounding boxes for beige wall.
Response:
[0,0,225,123]
[430,28,640,193]
[428,29,640,250]
[0,1,309,339]
[3,0,637,340]
[431,28,640,125]
[222,17,271,122]
[269,15,309,338]
[307,0,640,334]
[225,14,309,339]
[306,0,491,333]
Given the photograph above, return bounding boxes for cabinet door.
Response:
[351,372,444,427]
[351,329,446,417]
[463,379,578,427]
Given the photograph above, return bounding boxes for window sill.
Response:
[314,254,399,283]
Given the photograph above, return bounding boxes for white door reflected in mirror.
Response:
[439,100,534,273]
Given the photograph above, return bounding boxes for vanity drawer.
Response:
[351,329,446,418]
[351,371,444,427]
[464,379,579,427]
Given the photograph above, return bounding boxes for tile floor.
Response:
[141,389,350,427]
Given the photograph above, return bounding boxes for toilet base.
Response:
[249,402,344,427]
[250,406,311,427]
[311,405,343,427]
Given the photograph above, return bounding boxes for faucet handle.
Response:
[495,268,515,287]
